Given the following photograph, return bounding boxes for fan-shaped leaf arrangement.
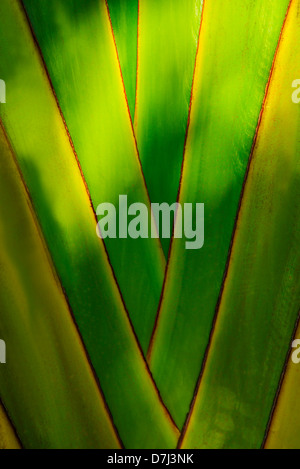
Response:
[0,0,299,449]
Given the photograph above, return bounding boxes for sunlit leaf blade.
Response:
[180,0,300,449]
[0,403,21,449]
[107,0,138,121]
[148,0,291,428]
[135,0,202,256]
[262,3,300,451]
[0,126,120,449]
[23,0,165,352]
[0,0,178,449]
[265,320,300,449]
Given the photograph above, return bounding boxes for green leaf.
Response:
[0,402,21,449]
[148,0,291,429]
[265,322,300,449]
[0,124,120,449]
[107,0,138,121]
[261,1,300,450]
[135,0,203,256]
[23,0,165,353]
[181,0,300,448]
[0,0,178,449]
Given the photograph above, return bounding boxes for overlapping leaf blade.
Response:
[148,0,291,428]
[0,403,20,449]
[0,125,120,449]
[265,317,300,449]
[0,0,178,449]
[135,0,203,255]
[107,0,138,121]
[265,320,300,449]
[181,0,300,448]
[23,0,165,352]
[0,0,298,450]
[261,0,300,450]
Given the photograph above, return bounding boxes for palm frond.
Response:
[0,0,299,450]
[148,0,291,430]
